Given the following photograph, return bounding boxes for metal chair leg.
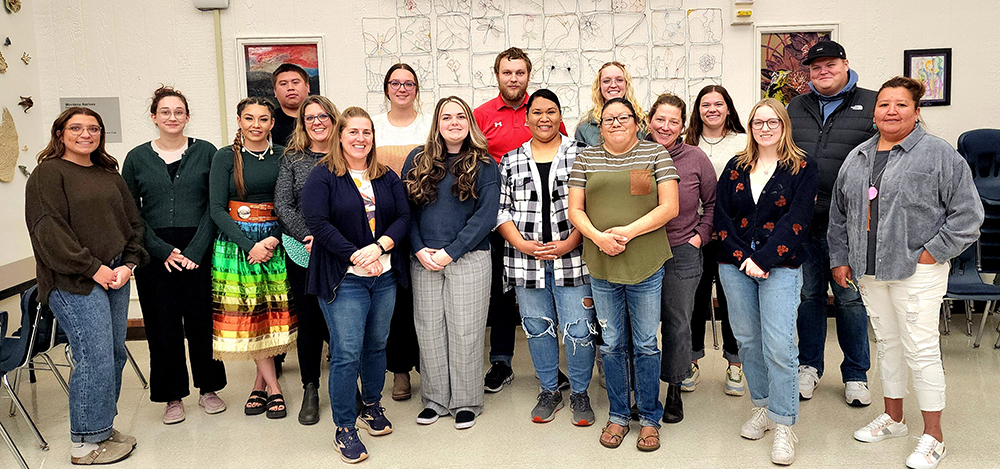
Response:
[940,302,950,335]
[965,300,974,336]
[2,374,48,450]
[36,352,69,396]
[974,301,992,348]
[710,298,719,350]
[124,344,148,389]
[0,418,30,469]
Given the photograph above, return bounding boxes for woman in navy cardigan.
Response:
[301,107,410,464]
[713,98,817,465]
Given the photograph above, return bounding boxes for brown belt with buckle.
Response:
[228,201,277,222]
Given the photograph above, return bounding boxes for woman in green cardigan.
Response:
[122,86,228,426]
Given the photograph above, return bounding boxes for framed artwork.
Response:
[235,36,325,105]
[755,24,839,105]
[903,48,951,106]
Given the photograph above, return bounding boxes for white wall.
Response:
[4,0,999,269]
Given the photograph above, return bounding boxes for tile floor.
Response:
[1,317,999,468]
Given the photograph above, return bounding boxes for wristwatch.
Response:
[374,240,387,254]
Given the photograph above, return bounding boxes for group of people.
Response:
[23,41,981,469]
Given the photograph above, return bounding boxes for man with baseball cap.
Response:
[787,40,878,407]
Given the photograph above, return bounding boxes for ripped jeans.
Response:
[514,261,596,395]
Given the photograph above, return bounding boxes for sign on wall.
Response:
[59,97,123,143]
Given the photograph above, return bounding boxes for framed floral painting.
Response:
[756,24,839,105]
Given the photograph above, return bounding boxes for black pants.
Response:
[285,255,329,388]
[691,240,740,362]
[135,249,226,403]
[486,232,517,363]
[385,283,420,373]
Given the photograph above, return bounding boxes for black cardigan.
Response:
[301,165,411,300]
[713,156,818,272]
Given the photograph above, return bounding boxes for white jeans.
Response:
[858,263,948,412]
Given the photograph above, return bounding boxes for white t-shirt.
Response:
[372,112,432,146]
[347,169,392,277]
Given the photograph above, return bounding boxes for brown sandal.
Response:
[636,426,660,452]
[600,421,630,449]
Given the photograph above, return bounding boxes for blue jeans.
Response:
[48,282,131,443]
[796,232,870,382]
[514,261,595,395]
[590,266,664,428]
[720,264,801,426]
[319,271,397,428]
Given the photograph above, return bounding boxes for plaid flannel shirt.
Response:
[497,135,589,291]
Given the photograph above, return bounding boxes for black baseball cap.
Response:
[803,41,847,65]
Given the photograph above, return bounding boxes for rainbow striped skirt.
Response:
[211,220,297,361]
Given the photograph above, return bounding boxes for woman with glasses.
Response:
[683,85,748,395]
[714,98,817,465]
[26,107,147,464]
[209,97,296,420]
[575,62,648,147]
[122,86,227,426]
[568,97,679,452]
[371,63,431,401]
[274,95,340,425]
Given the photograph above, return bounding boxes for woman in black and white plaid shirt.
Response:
[496,89,596,427]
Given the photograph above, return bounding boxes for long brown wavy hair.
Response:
[231,97,275,199]
[317,107,387,180]
[684,85,746,146]
[735,98,805,175]
[37,107,118,172]
[285,95,340,156]
[405,96,491,207]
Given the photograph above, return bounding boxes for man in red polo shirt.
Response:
[474,47,568,394]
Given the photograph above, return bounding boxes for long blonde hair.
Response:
[316,107,387,180]
[734,98,805,175]
[405,96,491,207]
[285,95,341,156]
[586,62,647,130]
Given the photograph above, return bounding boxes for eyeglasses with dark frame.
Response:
[388,80,417,91]
[750,119,782,130]
[601,114,634,127]
[304,113,332,124]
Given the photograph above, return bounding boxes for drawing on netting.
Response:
[543,50,581,85]
[475,17,507,51]
[400,16,433,53]
[611,0,645,13]
[366,56,401,92]
[651,78,686,101]
[688,8,723,44]
[613,13,648,46]
[509,0,544,15]
[580,13,612,51]
[472,53,498,88]
[552,85,581,118]
[434,0,471,14]
[688,77,722,101]
[615,45,650,78]
[542,0,576,15]
[689,44,723,79]
[437,15,471,50]
[439,86,474,103]
[362,18,399,57]
[544,15,580,50]
[367,91,390,115]
[473,0,504,17]
[579,0,611,12]
[650,9,686,46]
[398,0,432,16]
[648,0,681,9]
[630,77,651,110]
[526,50,545,85]
[401,54,436,89]
[581,50,615,81]
[508,14,544,50]
[651,45,686,79]
[473,88,495,108]
[438,50,471,84]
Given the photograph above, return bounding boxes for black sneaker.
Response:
[334,427,368,464]
[557,370,571,391]
[662,383,684,424]
[484,362,514,393]
[416,408,440,425]
[358,402,393,436]
[455,410,476,429]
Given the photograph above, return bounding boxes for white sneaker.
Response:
[680,362,700,392]
[854,413,908,442]
[725,364,746,396]
[798,365,819,400]
[741,406,775,440]
[771,424,798,466]
[906,434,947,469]
[845,381,872,407]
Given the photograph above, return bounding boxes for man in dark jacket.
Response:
[788,41,877,407]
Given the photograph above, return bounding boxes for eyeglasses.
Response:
[751,119,782,130]
[601,77,626,86]
[601,114,634,126]
[65,125,102,136]
[157,109,188,119]
[388,80,417,91]
[304,113,332,124]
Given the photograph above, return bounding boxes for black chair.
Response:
[957,128,1000,271]
[944,244,1000,348]
[0,310,30,469]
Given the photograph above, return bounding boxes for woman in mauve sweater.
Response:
[25,107,147,465]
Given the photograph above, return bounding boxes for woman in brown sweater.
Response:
[24,107,147,465]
